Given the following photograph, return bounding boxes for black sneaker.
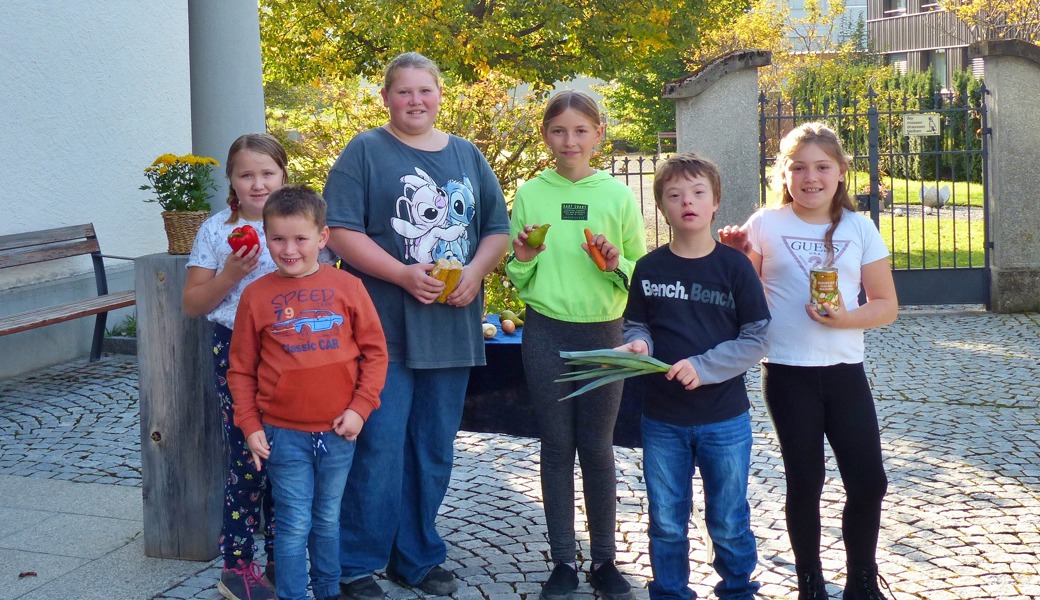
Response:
[386,565,458,596]
[540,562,579,600]
[339,575,386,600]
[217,560,275,600]
[264,560,275,586]
[589,561,635,600]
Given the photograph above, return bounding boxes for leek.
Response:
[555,349,669,401]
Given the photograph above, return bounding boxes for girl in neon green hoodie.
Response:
[506,91,646,600]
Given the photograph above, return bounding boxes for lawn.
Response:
[850,171,987,269]
[847,170,986,209]
[880,212,986,269]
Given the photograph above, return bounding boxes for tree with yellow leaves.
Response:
[259,0,745,87]
[940,0,1040,43]
[685,0,873,93]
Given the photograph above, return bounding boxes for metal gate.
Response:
[610,154,672,250]
[759,86,990,306]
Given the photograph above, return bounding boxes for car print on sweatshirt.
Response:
[270,309,344,336]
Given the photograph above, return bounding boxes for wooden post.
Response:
[137,253,223,560]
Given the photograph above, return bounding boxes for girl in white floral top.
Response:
[183,133,287,600]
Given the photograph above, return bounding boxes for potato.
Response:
[501,319,516,335]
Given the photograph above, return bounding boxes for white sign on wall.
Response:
[904,113,941,136]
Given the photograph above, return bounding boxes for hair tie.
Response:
[229,197,240,212]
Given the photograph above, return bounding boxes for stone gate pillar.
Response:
[969,40,1040,313]
[662,50,772,232]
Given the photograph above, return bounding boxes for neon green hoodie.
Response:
[506,168,647,322]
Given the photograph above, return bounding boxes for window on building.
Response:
[928,49,948,91]
[971,57,985,78]
[884,0,906,16]
[888,53,908,74]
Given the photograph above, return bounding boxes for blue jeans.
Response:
[264,425,355,600]
[339,363,470,585]
[642,413,760,600]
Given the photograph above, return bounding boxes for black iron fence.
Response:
[608,154,671,250]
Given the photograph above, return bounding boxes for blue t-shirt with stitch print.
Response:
[324,127,510,368]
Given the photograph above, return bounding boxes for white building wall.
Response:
[0,1,191,377]
[0,0,190,288]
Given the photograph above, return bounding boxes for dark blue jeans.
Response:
[214,324,273,568]
[264,425,354,600]
[642,413,759,600]
[339,363,470,585]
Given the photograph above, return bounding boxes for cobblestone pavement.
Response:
[1,308,1039,599]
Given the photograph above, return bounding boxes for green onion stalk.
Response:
[554,349,669,401]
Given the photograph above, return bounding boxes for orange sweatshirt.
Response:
[228,264,388,438]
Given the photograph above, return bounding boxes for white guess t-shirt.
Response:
[745,204,889,366]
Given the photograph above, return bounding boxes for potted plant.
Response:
[856,181,890,212]
[140,153,220,254]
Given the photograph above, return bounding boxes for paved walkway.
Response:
[2,307,1039,600]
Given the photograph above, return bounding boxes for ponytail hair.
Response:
[541,90,603,130]
[223,133,289,224]
[771,122,853,265]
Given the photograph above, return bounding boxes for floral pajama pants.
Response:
[214,324,274,568]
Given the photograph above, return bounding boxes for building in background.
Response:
[787,0,869,48]
[866,0,982,89]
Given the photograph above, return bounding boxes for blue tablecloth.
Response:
[483,313,522,344]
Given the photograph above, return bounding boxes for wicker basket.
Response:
[161,210,210,255]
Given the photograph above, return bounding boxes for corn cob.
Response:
[430,258,464,303]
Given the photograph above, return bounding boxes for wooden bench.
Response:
[0,223,136,361]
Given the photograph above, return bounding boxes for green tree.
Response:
[599,52,690,153]
[259,0,742,87]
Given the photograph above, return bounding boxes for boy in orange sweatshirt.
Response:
[229,185,389,600]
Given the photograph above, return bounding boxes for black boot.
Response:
[842,563,890,600]
[795,563,828,600]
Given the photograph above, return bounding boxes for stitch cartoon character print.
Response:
[391,167,475,264]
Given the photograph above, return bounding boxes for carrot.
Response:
[584,228,607,271]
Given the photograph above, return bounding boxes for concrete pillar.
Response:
[969,40,1040,313]
[662,50,772,232]
[188,0,267,213]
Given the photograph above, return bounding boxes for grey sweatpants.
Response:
[522,306,624,563]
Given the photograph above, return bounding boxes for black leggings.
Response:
[762,362,888,567]
[522,307,623,563]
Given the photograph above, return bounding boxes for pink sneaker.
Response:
[218,559,274,600]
